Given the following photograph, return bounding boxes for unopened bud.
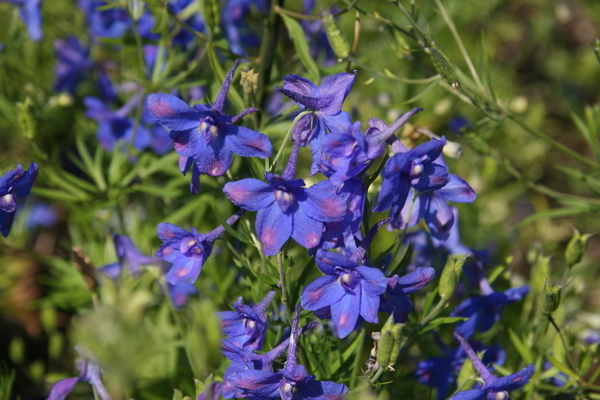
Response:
[376,316,404,370]
[541,282,562,317]
[424,42,459,89]
[240,69,259,94]
[565,228,592,268]
[323,11,350,60]
[439,255,467,301]
[17,98,35,139]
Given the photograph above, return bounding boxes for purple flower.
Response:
[167,281,198,308]
[301,249,388,338]
[223,174,346,256]
[53,37,92,94]
[98,234,160,278]
[275,72,355,171]
[78,0,130,38]
[450,333,534,400]
[168,0,205,47]
[84,96,143,152]
[373,138,449,226]
[220,0,268,56]
[197,382,223,400]
[3,0,42,41]
[147,60,272,184]
[451,284,529,340]
[380,266,435,322]
[46,347,111,400]
[155,223,215,285]
[219,291,276,351]
[0,163,39,237]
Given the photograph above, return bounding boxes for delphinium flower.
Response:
[449,332,534,400]
[416,335,506,400]
[168,0,205,47]
[1,0,42,41]
[219,291,276,351]
[98,234,160,278]
[0,163,39,237]
[147,60,272,193]
[155,211,244,284]
[274,72,355,172]
[223,138,346,256]
[46,346,112,400]
[25,201,58,230]
[220,0,268,56]
[53,37,92,94]
[78,0,131,39]
[225,306,348,399]
[379,265,436,323]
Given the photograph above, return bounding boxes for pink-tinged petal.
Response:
[169,129,198,158]
[256,205,291,256]
[157,223,190,244]
[313,381,348,400]
[356,266,388,297]
[275,87,333,110]
[282,74,318,97]
[449,389,486,400]
[485,364,535,392]
[155,243,177,262]
[223,179,273,211]
[303,181,346,222]
[331,291,360,338]
[413,162,449,192]
[166,253,202,284]
[359,283,381,323]
[291,206,323,250]
[227,369,281,398]
[193,135,233,176]
[46,377,81,400]
[438,174,477,203]
[224,125,273,158]
[315,249,355,275]
[146,93,200,131]
[313,72,356,114]
[396,267,435,294]
[425,193,455,241]
[301,275,345,310]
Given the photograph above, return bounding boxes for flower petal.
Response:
[291,205,323,250]
[224,125,273,158]
[256,205,291,256]
[146,93,200,131]
[301,275,345,310]
[331,291,360,338]
[396,267,436,294]
[223,179,273,211]
[438,174,477,203]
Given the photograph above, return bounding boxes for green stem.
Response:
[547,315,580,378]
[269,111,310,172]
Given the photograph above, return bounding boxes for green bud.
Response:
[322,11,350,60]
[541,281,562,317]
[375,315,404,370]
[17,98,35,139]
[565,227,592,267]
[424,41,459,89]
[439,255,467,301]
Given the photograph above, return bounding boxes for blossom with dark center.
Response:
[147,60,272,189]
[301,249,388,338]
[223,173,346,256]
[219,291,276,351]
[449,333,534,400]
[0,163,39,237]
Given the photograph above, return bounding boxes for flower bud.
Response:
[323,11,350,60]
[565,228,592,268]
[541,282,562,317]
[241,69,259,94]
[424,42,459,89]
[442,140,463,159]
[376,315,404,370]
[439,255,467,301]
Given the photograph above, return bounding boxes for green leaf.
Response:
[280,13,320,83]
[210,198,253,245]
[513,206,595,229]
[546,353,579,381]
[508,329,533,365]
[418,316,466,334]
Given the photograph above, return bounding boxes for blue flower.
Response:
[78,0,130,38]
[99,234,160,278]
[223,174,346,256]
[219,291,275,351]
[46,347,111,400]
[450,333,534,400]
[220,0,268,56]
[275,72,355,171]
[3,0,42,41]
[301,249,388,338]
[155,223,214,285]
[0,163,38,237]
[147,60,272,181]
[380,266,435,323]
[53,37,92,94]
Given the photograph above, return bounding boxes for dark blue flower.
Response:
[78,0,130,38]
[219,291,275,351]
[147,60,272,180]
[447,116,472,135]
[53,37,92,94]
[275,72,355,171]
[220,0,268,56]
[450,333,534,400]
[301,249,388,338]
[380,266,435,322]
[99,234,160,278]
[0,163,39,237]
[3,0,42,41]
[223,174,346,256]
